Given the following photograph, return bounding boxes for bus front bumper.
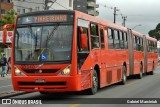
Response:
[12,76,81,92]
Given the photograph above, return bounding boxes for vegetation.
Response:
[148,23,160,40]
[0,9,17,30]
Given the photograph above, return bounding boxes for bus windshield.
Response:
[15,24,73,63]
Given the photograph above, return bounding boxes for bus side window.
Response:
[100,29,105,49]
[119,31,124,49]
[114,30,120,49]
[141,38,143,51]
[108,28,114,49]
[155,42,158,53]
[137,37,140,51]
[134,35,137,50]
[124,32,128,49]
[152,41,155,52]
[147,40,150,52]
[90,23,100,49]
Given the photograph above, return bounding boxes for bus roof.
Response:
[18,10,74,17]
[145,35,157,42]
[132,30,143,38]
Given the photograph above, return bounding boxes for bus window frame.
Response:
[107,27,114,49]
[90,22,100,50]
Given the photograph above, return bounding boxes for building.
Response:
[49,0,99,16]
[11,0,44,14]
[0,0,13,30]
[0,0,13,19]
[74,0,99,16]
[11,0,98,16]
[48,0,73,10]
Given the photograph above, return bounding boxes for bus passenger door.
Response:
[128,29,134,75]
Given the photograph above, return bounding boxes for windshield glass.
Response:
[15,24,73,63]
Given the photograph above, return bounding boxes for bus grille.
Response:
[23,69,60,74]
[18,82,66,86]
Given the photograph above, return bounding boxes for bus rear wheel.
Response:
[137,64,143,79]
[150,63,154,75]
[87,70,98,95]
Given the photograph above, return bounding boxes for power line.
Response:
[55,1,69,10]
[99,3,113,10]
[44,0,57,10]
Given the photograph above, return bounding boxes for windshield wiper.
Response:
[26,24,38,51]
[45,23,60,49]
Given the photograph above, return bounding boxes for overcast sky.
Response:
[97,0,160,34]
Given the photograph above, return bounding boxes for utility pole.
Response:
[122,16,127,27]
[44,0,49,10]
[113,7,119,23]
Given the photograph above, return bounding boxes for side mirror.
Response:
[80,33,88,49]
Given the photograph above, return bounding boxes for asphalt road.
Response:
[0,78,13,93]
[1,66,160,107]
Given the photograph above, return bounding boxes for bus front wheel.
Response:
[121,66,127,85]
[39,92,49,94]
[87,70,98,95]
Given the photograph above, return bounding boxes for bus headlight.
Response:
[15,67,25,76]
[58,65,71,76]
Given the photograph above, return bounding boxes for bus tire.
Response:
[137,64,143,79]
[150,63,154,75]
[87,70,98,95]
[39,92,49,94]
[121,66,127,85]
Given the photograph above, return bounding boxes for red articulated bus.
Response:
[2,10,158,95]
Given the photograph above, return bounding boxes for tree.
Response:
[0,9,17,30]
[148,23,160,40]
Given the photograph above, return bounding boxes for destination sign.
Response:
[17,14,73,24]
[34,15,67,23]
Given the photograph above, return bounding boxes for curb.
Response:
[0,91,27,99]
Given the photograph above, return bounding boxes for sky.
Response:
[97,0,160,34]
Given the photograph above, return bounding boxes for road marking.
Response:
[69,104,80,107]
[0,85,12,89]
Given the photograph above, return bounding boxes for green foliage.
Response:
[0,9,17,30]
[148,23,160,40]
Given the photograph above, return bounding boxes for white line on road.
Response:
[0,85,12,89]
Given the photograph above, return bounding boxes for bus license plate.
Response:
[35,79,45,83]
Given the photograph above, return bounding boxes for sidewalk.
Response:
[0,73,11,80]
